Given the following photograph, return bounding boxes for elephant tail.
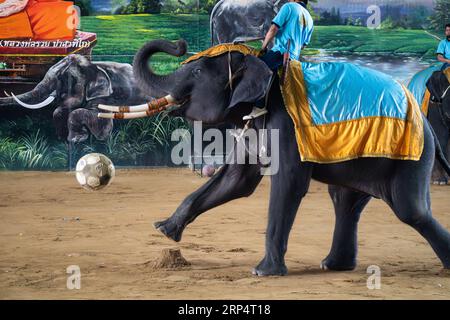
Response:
[429,119,450,176]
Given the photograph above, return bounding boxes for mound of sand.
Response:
[149,248,191,269]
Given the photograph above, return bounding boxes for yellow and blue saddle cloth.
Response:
[408,64,450,115]
[180,43,424,164]
[281,60,424,163]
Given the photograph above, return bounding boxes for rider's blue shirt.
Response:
[271,2,314,61]
[437,39,450,59]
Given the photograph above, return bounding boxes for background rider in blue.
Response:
[437,23,450,71]
[244,0,314,120]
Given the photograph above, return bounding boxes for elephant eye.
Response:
[192,68,202,78]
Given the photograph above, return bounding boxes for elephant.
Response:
[425,70,450,185]
[210,0,288,45]
[0,54,153,143]
[112,39,450,276]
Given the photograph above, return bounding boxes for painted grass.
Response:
[81,14,440,66]
[80,13,210,73]
[312,26,439,57]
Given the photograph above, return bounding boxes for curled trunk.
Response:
[133,39,187,99]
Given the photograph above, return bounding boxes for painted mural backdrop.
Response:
[0,0,448,170]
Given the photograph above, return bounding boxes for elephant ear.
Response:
[86,65,113,101]
[227,55,273,110]
[426,71,449,103]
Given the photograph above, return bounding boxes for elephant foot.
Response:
[252,257,287,277]
[68,133,89,143]
[432,178,448,185]
[153,218,184,242]
[320,256,356,271]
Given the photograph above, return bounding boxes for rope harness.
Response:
[230,115,269,166]
[222,44,276,165]
[224,50,248,91]
[441,85,450,100]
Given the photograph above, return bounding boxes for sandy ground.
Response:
[0,168,450,300]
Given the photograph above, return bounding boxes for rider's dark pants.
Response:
[254,50,284,108]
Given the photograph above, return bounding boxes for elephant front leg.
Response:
[253,164,312,276]
[321,186,371,271]
[67,108,113,143]
[53,106,70,140]
[154,162,263,242]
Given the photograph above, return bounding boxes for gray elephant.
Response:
[105,39,450,276]
[210,0,288,45]
[0,54,153,143]
[425,70,450,184]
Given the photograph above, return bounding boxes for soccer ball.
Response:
[202,164,216,177]
[75,153,115,191]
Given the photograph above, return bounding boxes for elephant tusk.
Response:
[11,92,55,109]
[98,112,147,119]
[98,95,176,113]
[4,91,10,97]
[98,106,169,119]
[98,104,146,113]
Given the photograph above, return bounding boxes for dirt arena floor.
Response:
[1,168,450,299]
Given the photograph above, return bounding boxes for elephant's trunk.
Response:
[133,39,187,99]
[97,94,176,119]
[0,81,55,108]
[0,56,70,108]
[97,40,188,120]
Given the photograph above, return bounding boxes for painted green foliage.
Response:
[81,14,440,62]
[429,0,450,32]
[0,8,444,170]
[0,114,191,170]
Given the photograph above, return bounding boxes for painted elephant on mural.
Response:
[102,39,450,276]
[0,54,153,143]
[210,0,288,45]
[425,70,450,184]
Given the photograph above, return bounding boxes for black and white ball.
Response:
[75,153,115,191]
[202,164,216,177]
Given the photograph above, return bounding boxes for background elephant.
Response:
[426,71,450,184]
[0,54,153,143]
[125,39,450,276]
[210,0,288,45]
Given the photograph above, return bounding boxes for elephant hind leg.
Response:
[386,121,450,268]
[389,156,450,268]
[67,108,113,143]
[389,188,450,268]
[321,185,371,271]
